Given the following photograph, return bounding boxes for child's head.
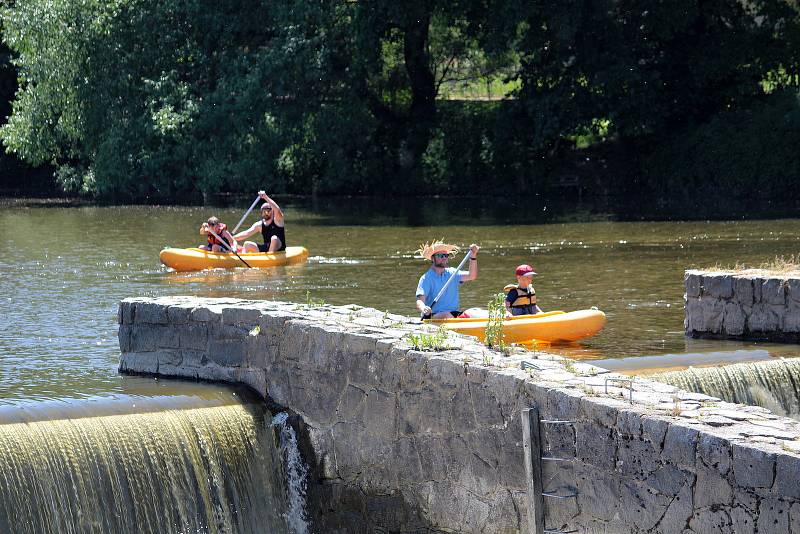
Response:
[206,216,220,227]
[515,264,536,285]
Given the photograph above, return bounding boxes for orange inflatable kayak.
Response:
[425,309,606,344]
[160,246,309,272]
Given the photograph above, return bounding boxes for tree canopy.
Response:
[2,0,799,201]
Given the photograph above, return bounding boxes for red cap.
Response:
[515,264,537,277]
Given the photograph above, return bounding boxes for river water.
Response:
[2,200,800,403]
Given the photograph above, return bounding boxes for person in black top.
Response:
[235,191,287,253]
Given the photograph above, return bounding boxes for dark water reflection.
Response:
[2,201,800,404]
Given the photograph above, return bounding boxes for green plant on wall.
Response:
[484,292,507,351]
[406,326,452,351]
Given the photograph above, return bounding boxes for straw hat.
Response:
[416,239,460,261]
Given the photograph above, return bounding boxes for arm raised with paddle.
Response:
[416,243,479,319]
[235,191,287,253]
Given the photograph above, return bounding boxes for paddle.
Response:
[422,250,472,319]
[232,195,261,234]
[205,227,252,269]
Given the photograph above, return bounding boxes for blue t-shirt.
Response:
[416,267,466,313]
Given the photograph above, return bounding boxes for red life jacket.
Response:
[207,223,232,248]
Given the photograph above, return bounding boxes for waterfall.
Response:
[271,412,310,534]
[0,403,291,534]
[652,358,800,417]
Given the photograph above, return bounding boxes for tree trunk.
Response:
[403,13,436,122]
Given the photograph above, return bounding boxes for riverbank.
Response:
[4,193,800,223]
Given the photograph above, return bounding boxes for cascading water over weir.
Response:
[0,390,309,534]
[652,358,800,418]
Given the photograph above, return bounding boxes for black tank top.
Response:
[261,220,286,251]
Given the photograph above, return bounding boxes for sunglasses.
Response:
[433,253,450,259]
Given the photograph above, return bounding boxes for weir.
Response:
[0,392,295,534]
[652,358,800,418]
[119,296,800,533]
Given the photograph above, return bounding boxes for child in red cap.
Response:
[504,264,543,316]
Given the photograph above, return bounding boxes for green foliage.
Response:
[1,0,799,200]
[406,326,452,351]
[305,290,326,308]
[484,292,507,351]
[643,90,800,199]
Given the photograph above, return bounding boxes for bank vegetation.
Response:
[1,1,799,204]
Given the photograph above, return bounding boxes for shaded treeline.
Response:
[1,0,799,203]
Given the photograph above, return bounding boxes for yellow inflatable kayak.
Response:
[425,309,606,344]
[160,246,309,272]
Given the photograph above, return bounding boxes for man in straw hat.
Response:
[415,240,480,319]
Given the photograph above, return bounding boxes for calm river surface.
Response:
[2,200,800,404]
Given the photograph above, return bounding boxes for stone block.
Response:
[166,304,194,324]
[732,443,775,489]
[178,323,208,350]
[733,276,755,305]
[685,273,701,298]
[663,424,698,470]
[398,388,451,435]
[642,417,670,450]
[617,409,642,437]
[222,306,263,326]
[362,388,397,436]
[180,350,207,368]
[703,274,734,299]
[343,333,380,355]
[448,386,478,433]
[688,508,735,533]
[190,307,221,323]
[157,350,182,367]
[130,325,171,352]
[775,454,800,500]
[784,303,800,333]
[787,279,800,305]
[761,278,787,306]
[730,506,755,534]
[695,462,733,508]
[753,277,763,302]
[746,303,782,333]
[576,422,616,471]
[654,480,692,534]
[427,357,467,388]
[157,327,180,349]
[118,325,132,353]
[644,464,690,497]
[619,479,672,531]
[701,298,725,333]
[133,302,169,324]
[119,301,135,325]
[119,351,159,374]
[698,433,732,475]
[616,437,660,479]
[722,302,746,335]
[685,297,703,333]
[575,467,621,521]
[790,502,800,533]
[757,497,790,534]
[207,339,246,367]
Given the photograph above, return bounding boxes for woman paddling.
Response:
[235,191,286,253]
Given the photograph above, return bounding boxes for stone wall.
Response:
[685,270,800,342]
[119,296,800,534]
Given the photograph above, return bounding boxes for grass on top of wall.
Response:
[703,255,800,277]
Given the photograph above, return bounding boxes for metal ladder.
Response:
[521,407,579,534]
